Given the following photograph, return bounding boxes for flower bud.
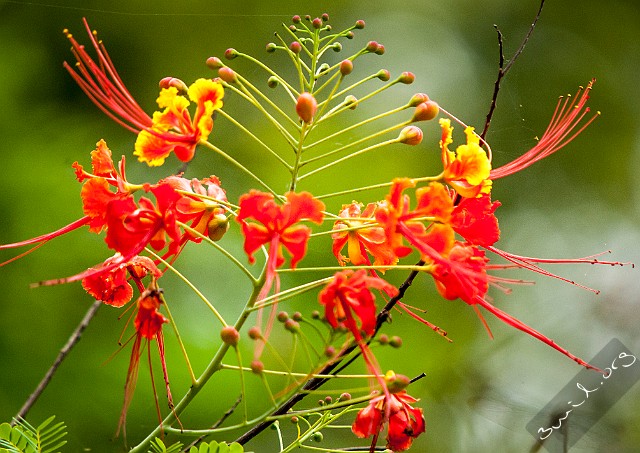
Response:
[346,31,355,39]
[389,336,403,348]
[399,71,415,84]
[311,310,321,319]
[355,19,365,29]
[339,392,351,401]
[324,345,336,357]
[159,77,188,94]
[267,76,279,88]
[250,360,264,374]
[345,95,358,110]
[206,57,223,70]
[365,41,379,53]
[339,59,353,76]
[377,69,390,81]
[312,432,324,442]
[224,48,238,60]
[412,100,439,122]
[207,214,229,241]
[384,370,411,393]
[398,126,423,146]
[248,326,262,340]
[304,15,311,21]
[292,15,301,23]
[378,334,389,345]
[290,41,302,54]
[292,311,303,321]
[290,416,299,424]
[284,319,300,333]
[375,44,385,55]
[277,311,289,323]
[266,42,277,53]
[312,17,322,29]
[220,326,240,347]
[322,13,330,21]
[218,67,237,83]
[317,63,330,75]
[409,93,430,107]
[331,43,342,53]
[289,25,297,32]
[296,92,317,123]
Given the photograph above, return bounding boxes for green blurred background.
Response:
[1,0,639,451]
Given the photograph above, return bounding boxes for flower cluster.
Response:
[1,12,629,453]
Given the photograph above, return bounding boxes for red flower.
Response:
[65,20,224,166]
[375,179,500,262]
[490,80,598,179]
[117,281,174,438]
[105,183,182,259]
[81,254,160,307]
[236,190,324,359]
[236,191,324,269]
[450,194,501,248]
[332,202,397,267]
[161,175,229,242]
[319,269,398,339]
[352,390,425,452]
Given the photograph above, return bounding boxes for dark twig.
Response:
[481,0,546,140]
[235,2,547,446]
[234,263,423,446]
[12,299,102,425]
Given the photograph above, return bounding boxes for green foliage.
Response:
[147,438,183,453]
[188,440,244,453]
[0,417,67,453]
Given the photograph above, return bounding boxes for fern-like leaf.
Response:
[0,417,66,453]
[188,440,244,453]
[147,438,183,453]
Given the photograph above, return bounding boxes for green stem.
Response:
[199,140,279,197]
[314,173,444,200]
[298,136,402,181]
[217,109,292,170]
[157,293,197,384]
[128,269,267,453]
[146,247,230,326]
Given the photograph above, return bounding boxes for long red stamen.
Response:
[473,296,602,372]
[1,216,91,266]
[487,246,632,294]
[491,80,598,179]
[64,19,152,133]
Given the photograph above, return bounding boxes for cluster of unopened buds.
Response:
[1,12,631,452]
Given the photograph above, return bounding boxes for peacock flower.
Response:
[319,269,398,340]
[440,118,492,198]
[81,254,160,307]
[236,191,325,270]
[134,78,224,166]
[64,20,224,167]
[161,175,229,242]
[117,281,174,438]
[236,190,324,359]
[332,202,397,267]
[352,388,425,452]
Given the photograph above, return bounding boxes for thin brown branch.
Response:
[481,0,546,139]
[12,299,102,424]
[234,262,423,446]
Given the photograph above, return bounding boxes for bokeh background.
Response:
[1,0,639,451]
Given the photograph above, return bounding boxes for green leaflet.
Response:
[0,417,67,453]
